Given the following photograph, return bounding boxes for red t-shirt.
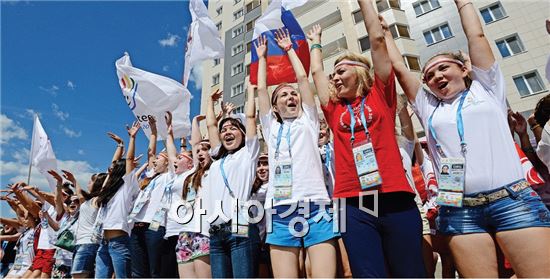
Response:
[321,70,412,198]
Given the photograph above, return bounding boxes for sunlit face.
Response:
[424,57,468,100]
[256,159,269,182]
[318,128,330,146]
[220,121,244,152]
[196,143,212,168]
[153,154,169,174]
[332,64,359,100]
[68,196,80,215]
[175,153,193,174]
[272,86,301,119]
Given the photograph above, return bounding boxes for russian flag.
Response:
[249,0,310,86]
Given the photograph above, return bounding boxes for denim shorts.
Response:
[266,202,340,248]
[437,185,550,235]
[71,244,99,275]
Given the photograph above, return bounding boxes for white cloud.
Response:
[67,80,76,90]
[51,103,69,121]
[39,85,59,96]
[189,64,203,90]
[159,33,181,47]
[24,109,42,119]
[1,114,28,144]
[162,65,170,72]
[59,125,81,138]
[77,149,85,155]
[12,148,30,163]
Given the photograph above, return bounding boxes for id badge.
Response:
[149,208,167,231]
[438,157,465,192]
[436,191,463,207]
[128,200,147,223]
[186,187,196,203]
[352,140,382,190]
[231,201,249,238]
[273,160,292,200]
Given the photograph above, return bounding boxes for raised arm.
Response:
[307,24,330,106]
[358,0,392,83]
[398,95,415,141]
[206,89,223,148]
[164,111,178,174]
[380,15,421,102]
[126,121,141,175]
[245,82,258,139]
[254,36,271,116]
[0,218,22,230]
[11,183,41,218]
[180,138,188,154]
[107,132,125,164]
[190,115,205,166]
[48,170,66,217]
[274,28,315,107]
[147,116,158,170]
[455,0,494,69]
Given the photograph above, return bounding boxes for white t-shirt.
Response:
[11,228,35,272]
[133,172,174,227]
[37,203,58,250]
[102,169,140,235]
[412,62,524,194]
[202,136,260,226]
[75,199,98,245]
[537,122,550,170]
[251,183,268,241]
[260,105,330,208]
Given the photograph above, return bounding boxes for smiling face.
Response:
[256,158,269,182]
[196,143,212,168]
[68,196,80,215]
[423,56,468,100]
[220,120,244,152]
[153,154,169,174]
[331,64,359,101]
[272,85,302,119]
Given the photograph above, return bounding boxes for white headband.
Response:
[334,60,370,69]
[422,58,464,81]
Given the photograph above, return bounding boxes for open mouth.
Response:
[224,135,235,145]
[174,164,178,170]
[438,82,448,90]
[335,83,343,90]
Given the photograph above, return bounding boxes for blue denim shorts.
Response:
[71,243,99,275]
[437,185,550,235]
[266,202,340,248]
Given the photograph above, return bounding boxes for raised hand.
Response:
[47,170,63,185]
[148,115,157,135]
[165,111,173,134]
[222,102,236,116]
[254,35,268,58]
[211,89,223,102]
[306,24,322,44]
[512,111,528,135]
[127,121,141,138]
[61,170,77,185]
[107,132,123,144]
[274,28,292,50]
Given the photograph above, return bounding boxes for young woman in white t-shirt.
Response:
[202,84,260,278]
[254,30,338,277]
[381,1,550,276]
[1,211,37,278]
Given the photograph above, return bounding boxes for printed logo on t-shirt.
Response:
[338,103,373,132]
[461,95,485,110]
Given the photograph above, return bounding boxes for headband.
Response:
[422,58,464,81]
[334,60,370,70]
[178,152,192,161]
[158,152,168,160]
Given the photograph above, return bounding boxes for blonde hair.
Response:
[329,52,374,103]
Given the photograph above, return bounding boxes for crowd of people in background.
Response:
[2,0,550,278]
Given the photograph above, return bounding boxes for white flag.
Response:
[281,0,308,10]
[182,0,224,87]
[116,52,191,140]
[30,115,58,191]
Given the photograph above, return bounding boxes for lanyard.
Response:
[324,143,332,170]
[345,97,368,144]
[427,90,469,157]
[220,156,236,199]
[275,122,292,159]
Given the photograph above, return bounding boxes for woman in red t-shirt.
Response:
[308,0,425,277]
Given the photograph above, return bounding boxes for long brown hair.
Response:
[329,52,374,103]
[182,148,212,200]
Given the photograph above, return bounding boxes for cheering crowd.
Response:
[2,0,550,278]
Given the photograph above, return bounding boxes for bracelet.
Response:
[310,43,322,51]
[458,2,472,12]
[117,143,124,147]
[530,124,541,131]
[283,44,292,52]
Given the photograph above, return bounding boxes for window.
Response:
[234,105,244,114]
[246,41,252,52]
[232,25,244,38]
[234,0,242,4]
[353,10,363,24]
[412,0,440,16]
[377,0,400,12]
[389,24,410,38]
[233,8,244,20]
[246,64,251,75]
[513,71,545,97]
[232,44,244,56]
[212,73,220,85]
[480,2,506,24]
[216,6,223,16]
[358,36,370,52]
[231,63,244,76]
[216,22,222,31]
[496,34,525,58]
[246,18,258,32]
[423,23,452,45]
[246,0,260,13]
[403,55,421,71]
[214,58,221,66]
[231,82,245,97]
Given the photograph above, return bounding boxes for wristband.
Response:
[310,43,322,51]
[117,143,124,147]
[530,124,541,131]
[283,44,292,52]
[458,2,472,12]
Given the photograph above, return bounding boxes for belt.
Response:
[133,222,149,228]
[208,221,231,235]
[462,180,530,207]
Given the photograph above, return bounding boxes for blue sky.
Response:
[1,0,206,216]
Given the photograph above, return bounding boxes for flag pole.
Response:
[27,114,37,185]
